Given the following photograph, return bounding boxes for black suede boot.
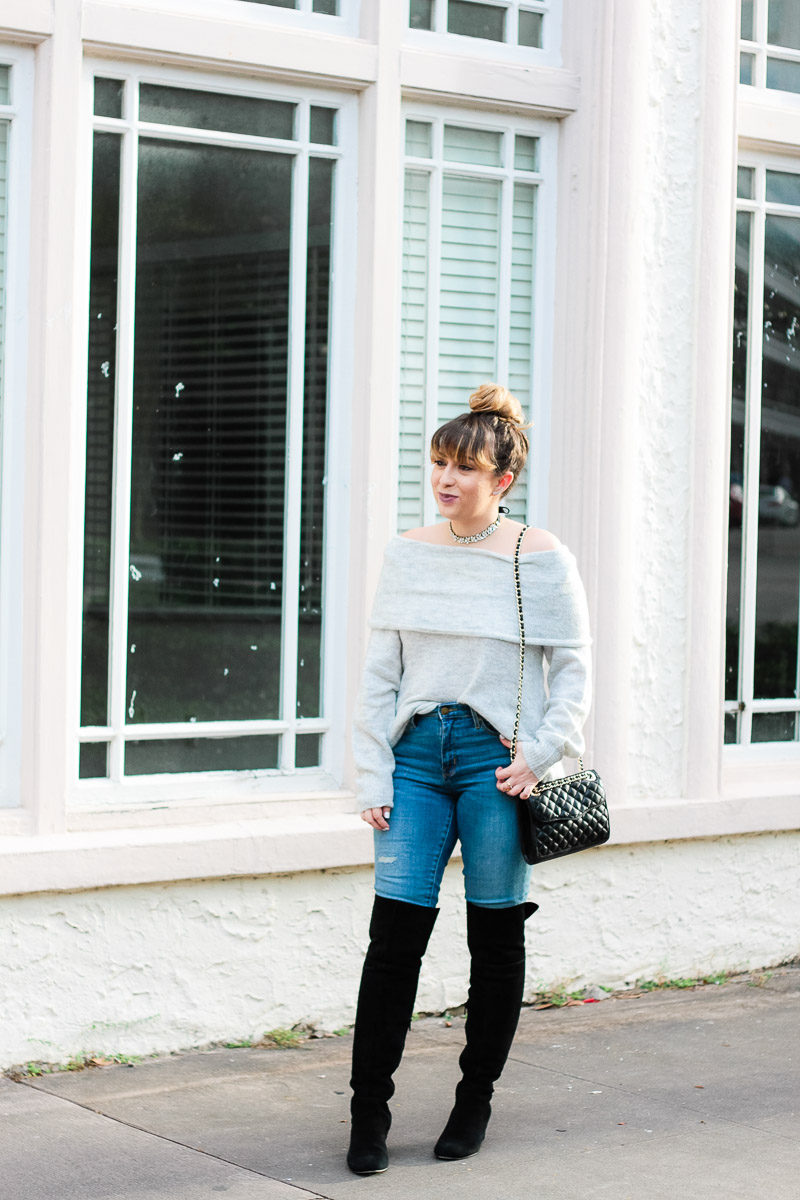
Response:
[347,895,439,1175]
[434,900,536,1161]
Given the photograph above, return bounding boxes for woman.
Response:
[347,383,592,1174]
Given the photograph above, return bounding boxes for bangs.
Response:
[430,416,497,471]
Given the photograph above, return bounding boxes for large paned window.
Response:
[726,162,800,747]
[79,70,349,792]
[0,51,31,809]
[408,0,559,61]
[740,0,800,91]
[398,111,554,530]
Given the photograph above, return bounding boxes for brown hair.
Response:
[430,383,529,490]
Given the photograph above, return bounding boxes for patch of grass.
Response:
[258,1027,306,1049]
[532,985,585,1010]
[633,973,729,993]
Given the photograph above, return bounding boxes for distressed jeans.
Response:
[373,704,533,909]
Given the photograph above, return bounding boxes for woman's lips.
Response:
[438,493,457,503]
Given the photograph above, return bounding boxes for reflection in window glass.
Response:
[726,212,750,714]
[312,0,337,12]
[514,134,539,171]
[754,214,800,701]
[768,1,800,50]
[766,170,800,205]
[766,57,800,93]
[518,10,543,48]
[443,123,502,166]
[125,736,280,775]
[406,120,433,157]
[740,52,755,85]
[309,106,336,145]
[297,158,333,718]
[79,743,108,779]
[81,133,121,736]
[94,78,124,119]
[751,712,797,741]
[410,0,434,29]
[295,733,321,766]
[139,85,295,139]
[0,65,9,104]
[737,166,754,200]
[741,0,754,40]
[128,138,291,725]
[448,0,506,42]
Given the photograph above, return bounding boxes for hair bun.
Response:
[468,382,525,427]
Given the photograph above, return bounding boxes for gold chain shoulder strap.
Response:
[510,525,528,762]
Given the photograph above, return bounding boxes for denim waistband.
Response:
[410,704,497,733]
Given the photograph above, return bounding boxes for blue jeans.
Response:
[373,704,533,909]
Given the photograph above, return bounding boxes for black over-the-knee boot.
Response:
[347,895,439,1175]
[434,900,536,1161]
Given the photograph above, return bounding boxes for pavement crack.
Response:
[12,1079,336,1199]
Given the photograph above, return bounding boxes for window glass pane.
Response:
[312,0,337,12]
[727,212,751,705]
[398,171,430,531]
[754,215,800,702]
[138,84,295,140]
[741,0,755,40]
[740,52,755,85]
[0,66,9,105]
[518,9,543,47]
[768,1,800,50]
[448,0,506,42]
[297,158,333,718]
[443,124,502,167]
[766,56,800,93]
[125,735,280,775]
[410,0,434,29]
[295,733,321,766]
[406,120,433,158]
[438,174,501,419]
[750,712,798,741]
[724,712,738,744]
[737,166,754,200]
[81,133,121,729]
[309,106,336,145]
[94,77,124,119]
[505,182,536,523]
[127,138,291,729]
[79,743,108,780]
[766,169,800,205]
[242,1,297,7]
[514,134,539,172]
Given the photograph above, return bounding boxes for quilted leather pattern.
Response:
[516,770,610,865]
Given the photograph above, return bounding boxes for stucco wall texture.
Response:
[3,831,798,1070]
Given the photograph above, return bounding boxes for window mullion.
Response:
[739,192,766,745]
[279,145,310,770]
[107,113,139,784]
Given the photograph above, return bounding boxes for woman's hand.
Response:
[495,737,539,800]
[361,806,392,831]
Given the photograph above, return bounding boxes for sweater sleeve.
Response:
[519,642,593,778]
[352,627,403,812]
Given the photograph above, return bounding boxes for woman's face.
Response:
[430,454,505,523]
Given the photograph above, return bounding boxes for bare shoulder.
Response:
[401,524,449,544]
[521,526,562,553]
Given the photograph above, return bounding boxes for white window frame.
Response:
[71,61,356,810]
[399,104,557,530]
[0,47,33,810]
[740,0,800,99]
[406,0,562,69]
[723,150,800,762]
[89,0,360,39]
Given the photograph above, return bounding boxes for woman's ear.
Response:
[493,471,514,495]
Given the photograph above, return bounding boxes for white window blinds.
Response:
[399,115,545,530]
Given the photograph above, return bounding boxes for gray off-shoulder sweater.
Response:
[353,536,592,812]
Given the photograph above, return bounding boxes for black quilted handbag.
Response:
[511,528,610,865]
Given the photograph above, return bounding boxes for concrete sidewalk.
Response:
[2,967,798,1200]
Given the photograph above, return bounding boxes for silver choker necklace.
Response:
[449,513,504,544]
